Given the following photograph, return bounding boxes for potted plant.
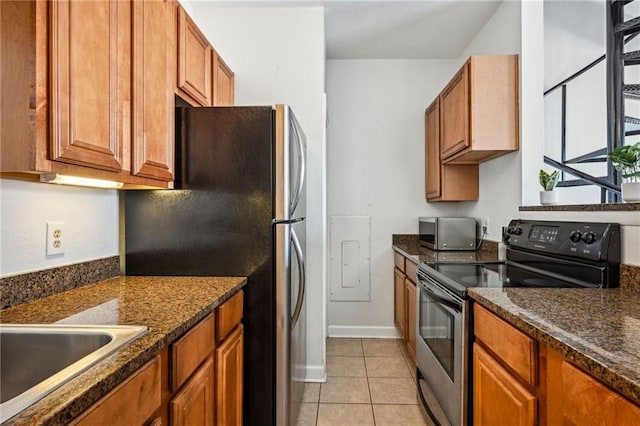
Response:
[539,169,560,205]
[608,142,640,202]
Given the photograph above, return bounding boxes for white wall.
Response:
[454,0,524,237]
[325,1,524,337]
[189,4,328,381]
[0,179,119,277]
[326,59,463,337]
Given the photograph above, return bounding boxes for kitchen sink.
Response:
[0,324,147,423]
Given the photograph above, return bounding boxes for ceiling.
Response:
[190,0,503,59]
[324,1,502,59]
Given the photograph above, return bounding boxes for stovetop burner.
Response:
[421,261,586,298]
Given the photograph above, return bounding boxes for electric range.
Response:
[414,219,621,426]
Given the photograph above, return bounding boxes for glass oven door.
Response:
[416,271,467,426]
[420,284,457,380]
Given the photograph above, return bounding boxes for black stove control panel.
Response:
[505,220,621,263]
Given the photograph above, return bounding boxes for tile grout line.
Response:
[321,338,426,425]
[363,338,378,425]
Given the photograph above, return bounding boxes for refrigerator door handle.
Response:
[290,119,306,216]
[290,228,306,330]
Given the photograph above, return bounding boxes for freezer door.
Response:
[275,104,307,221]
[275,219,307,426]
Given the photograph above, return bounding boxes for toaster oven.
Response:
[419,217,477,251]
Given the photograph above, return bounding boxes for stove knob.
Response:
[569,231,582,243]
[582,231,597,245]
[515,227,523,235]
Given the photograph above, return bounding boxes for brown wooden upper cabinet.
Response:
[176,6,212,106]
[213,50,235,106]
[0,0,175,188]
[49,0,127,173]
[425,99,478,202]
[132,0,175,182]
[174,6,234,108]
[440,55,519,164]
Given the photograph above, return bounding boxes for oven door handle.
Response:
[419,279,462,313]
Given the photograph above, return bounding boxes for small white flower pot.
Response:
[540,190,559,205]
[622,182,640,202]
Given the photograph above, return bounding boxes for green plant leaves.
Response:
[608,142,640,183]
[538,169,559,191]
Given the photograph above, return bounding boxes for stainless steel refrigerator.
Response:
[124,105,307,426]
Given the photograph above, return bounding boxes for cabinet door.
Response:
[394,267,405,338]
[50,0,128,172]
[216,325,244,426]
[560,361,640,426]
[440,63,469,159]
[213,50,235,106]
[177,6,212,106]
[404,279,417,362]
[425,99,441,200]
[171,356,215,426]
[132,0,174,181]
[473,344,536,426]
[425,80,478,202]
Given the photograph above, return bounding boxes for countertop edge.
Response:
[392,246,420,265]
[469,290,640,406]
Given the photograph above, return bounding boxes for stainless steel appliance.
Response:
[124,105,306,426]
[419,217,477,251]
[416,219,621,426]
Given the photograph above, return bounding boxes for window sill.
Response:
[520,203,640,212]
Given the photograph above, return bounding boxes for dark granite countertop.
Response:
[469,288,640,405]
[519,202,640,211]
[0,275,247,425]
[392,234,501,265]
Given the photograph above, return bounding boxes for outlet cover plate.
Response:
[46,221,65,256]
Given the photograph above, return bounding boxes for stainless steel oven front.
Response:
[416,269,469,426]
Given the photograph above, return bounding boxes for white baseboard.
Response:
[305,365,326,382]
[327,325,401,338]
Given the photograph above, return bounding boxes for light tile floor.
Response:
[297,338,432,426]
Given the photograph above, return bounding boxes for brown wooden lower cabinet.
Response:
[473,344,536,426]
[545,346,640,426]
[71,357,161,426]
[392,251,416,363]
[216,324,244,426]
[474,303,640,426]
[393,267,405,338]
[404,278,416,362]
[171,356,215,426]
[73,290,244,426]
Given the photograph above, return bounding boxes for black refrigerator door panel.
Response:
[175,107,273,190]
[124,106,277,425]
[126,107,274,276]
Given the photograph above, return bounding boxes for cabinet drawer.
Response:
[171,313,215,391]
[474,304,537,386]
[405,260,417,284]
[71,357,161,426]
[561,361,640,425]
[216,290,243,342]
[394,252,405,272]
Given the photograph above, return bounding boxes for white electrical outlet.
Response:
[46,221,65,256]
[478,217,489,236]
